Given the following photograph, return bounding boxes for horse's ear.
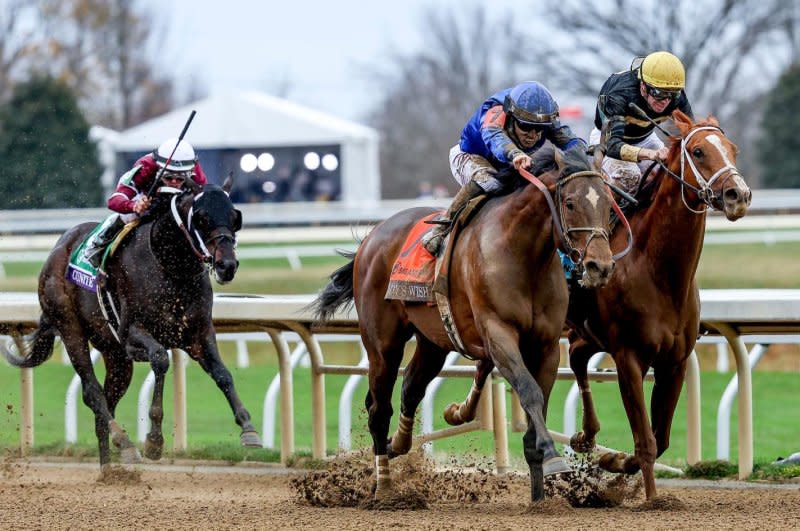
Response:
[671,110,693,136]
[233,209,242,232]
[222,172,235,194]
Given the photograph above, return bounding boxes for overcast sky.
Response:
[154,0,519,125]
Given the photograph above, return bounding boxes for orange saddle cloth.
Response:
[384,212,441,302]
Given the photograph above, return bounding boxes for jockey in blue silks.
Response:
[423,81,586,255]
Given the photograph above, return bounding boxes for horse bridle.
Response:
[169,192,237,266]
[656,125,743,214]
[519,168,632,268]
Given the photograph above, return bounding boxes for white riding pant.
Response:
[449,144,503,193]
[589,128,664,194]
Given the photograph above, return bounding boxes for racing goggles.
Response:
[645,84,681,102]
[161,170,190,185]
[515,119,548,133]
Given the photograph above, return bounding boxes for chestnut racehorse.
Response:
[567,110,752,500]
[312,147,617,502]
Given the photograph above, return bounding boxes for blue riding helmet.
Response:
[503,81,560,127]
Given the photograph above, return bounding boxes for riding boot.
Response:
[86,216,125,268]
[422,180,484,256]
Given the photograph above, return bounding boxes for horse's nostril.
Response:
[724,188,741,202]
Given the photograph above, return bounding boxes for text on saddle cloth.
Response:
[385,212,440,302]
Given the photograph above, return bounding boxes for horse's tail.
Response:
[0,314,57,368]
[309,249,357,323]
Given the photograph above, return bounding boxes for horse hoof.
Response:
[543,456,571,476]
[374,477,393,500]
[569,432,595,453]
[443,403,463,426]
[597,451,626,473]
[240,430,262,448]
[121,446,142,464]
[388,435,412,458]
[144,437,164,461]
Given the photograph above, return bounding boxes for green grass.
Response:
[1,347,798,472]
[1,238,799,477]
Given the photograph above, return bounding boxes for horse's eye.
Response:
[692,147,703,158]
[565,198,575,211]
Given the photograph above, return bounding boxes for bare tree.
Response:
[525,0,797,183]
[0,0,39,102]
[366,6,529,198]
[36,0,179,129]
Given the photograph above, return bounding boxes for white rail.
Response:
[4,290,800,479]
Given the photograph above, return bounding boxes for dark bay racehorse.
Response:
[312,147,617,502]
[567,111,751,500]
[1,178,261,467]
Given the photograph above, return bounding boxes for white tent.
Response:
[114,91,381,204]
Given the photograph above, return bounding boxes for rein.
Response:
[518,167,633,263]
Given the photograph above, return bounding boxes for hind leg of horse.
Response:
[363,326,410,499]
[484,320,563,502]
[568,333,602,452]
[187,335,261,447]
[102,353,135,457]
[388,334,448,457]
[598,351,657,499]
[126,326,171,460]
[444,358,494,426]
[64,340,139,466]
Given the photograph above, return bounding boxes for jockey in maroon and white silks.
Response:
[85,138,207,268]
[109,147,207,221]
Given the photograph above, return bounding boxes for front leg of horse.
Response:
[190,341,261,447]
[443,359,493,426]
[606,354,658,499]
[487,323,568,502]
[145,347,170,460]
[126,328,171,460]
[568,335,602,453]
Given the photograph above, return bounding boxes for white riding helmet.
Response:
[154,138,196,172]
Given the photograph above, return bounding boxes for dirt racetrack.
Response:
[1,459,798,530]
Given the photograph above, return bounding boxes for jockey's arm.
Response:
[549,123,586,152]
[480,104,521,164]
[192,162,208,185]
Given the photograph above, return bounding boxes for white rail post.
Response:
[338,344,368,450]
[284,323,327,459]
[265,329,295,463]
[137,371,155,443]
[172,349,187,451]
[716,343,766,463]
[715,341,729,372]
[262,342,305,450]
[236,339,250,368]
[20,368,33,453]
[492,379,510,473]
[712,322,755,479]
[420,350,462,454]
[685,350,702,464]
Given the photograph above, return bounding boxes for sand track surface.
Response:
[1,459,798,530]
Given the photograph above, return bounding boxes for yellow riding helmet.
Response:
[638,51,685,90]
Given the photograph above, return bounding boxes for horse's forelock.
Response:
[558,146,592,178]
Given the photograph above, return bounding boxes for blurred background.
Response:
[0,0,798,209]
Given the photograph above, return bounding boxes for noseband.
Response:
[519,167,630,271]
[658,125,743,214]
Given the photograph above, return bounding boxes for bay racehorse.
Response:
[566,110,751,500]
[312,146,618,502]
[1,177,261,467]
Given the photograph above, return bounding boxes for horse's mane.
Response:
[496,145,592,191]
